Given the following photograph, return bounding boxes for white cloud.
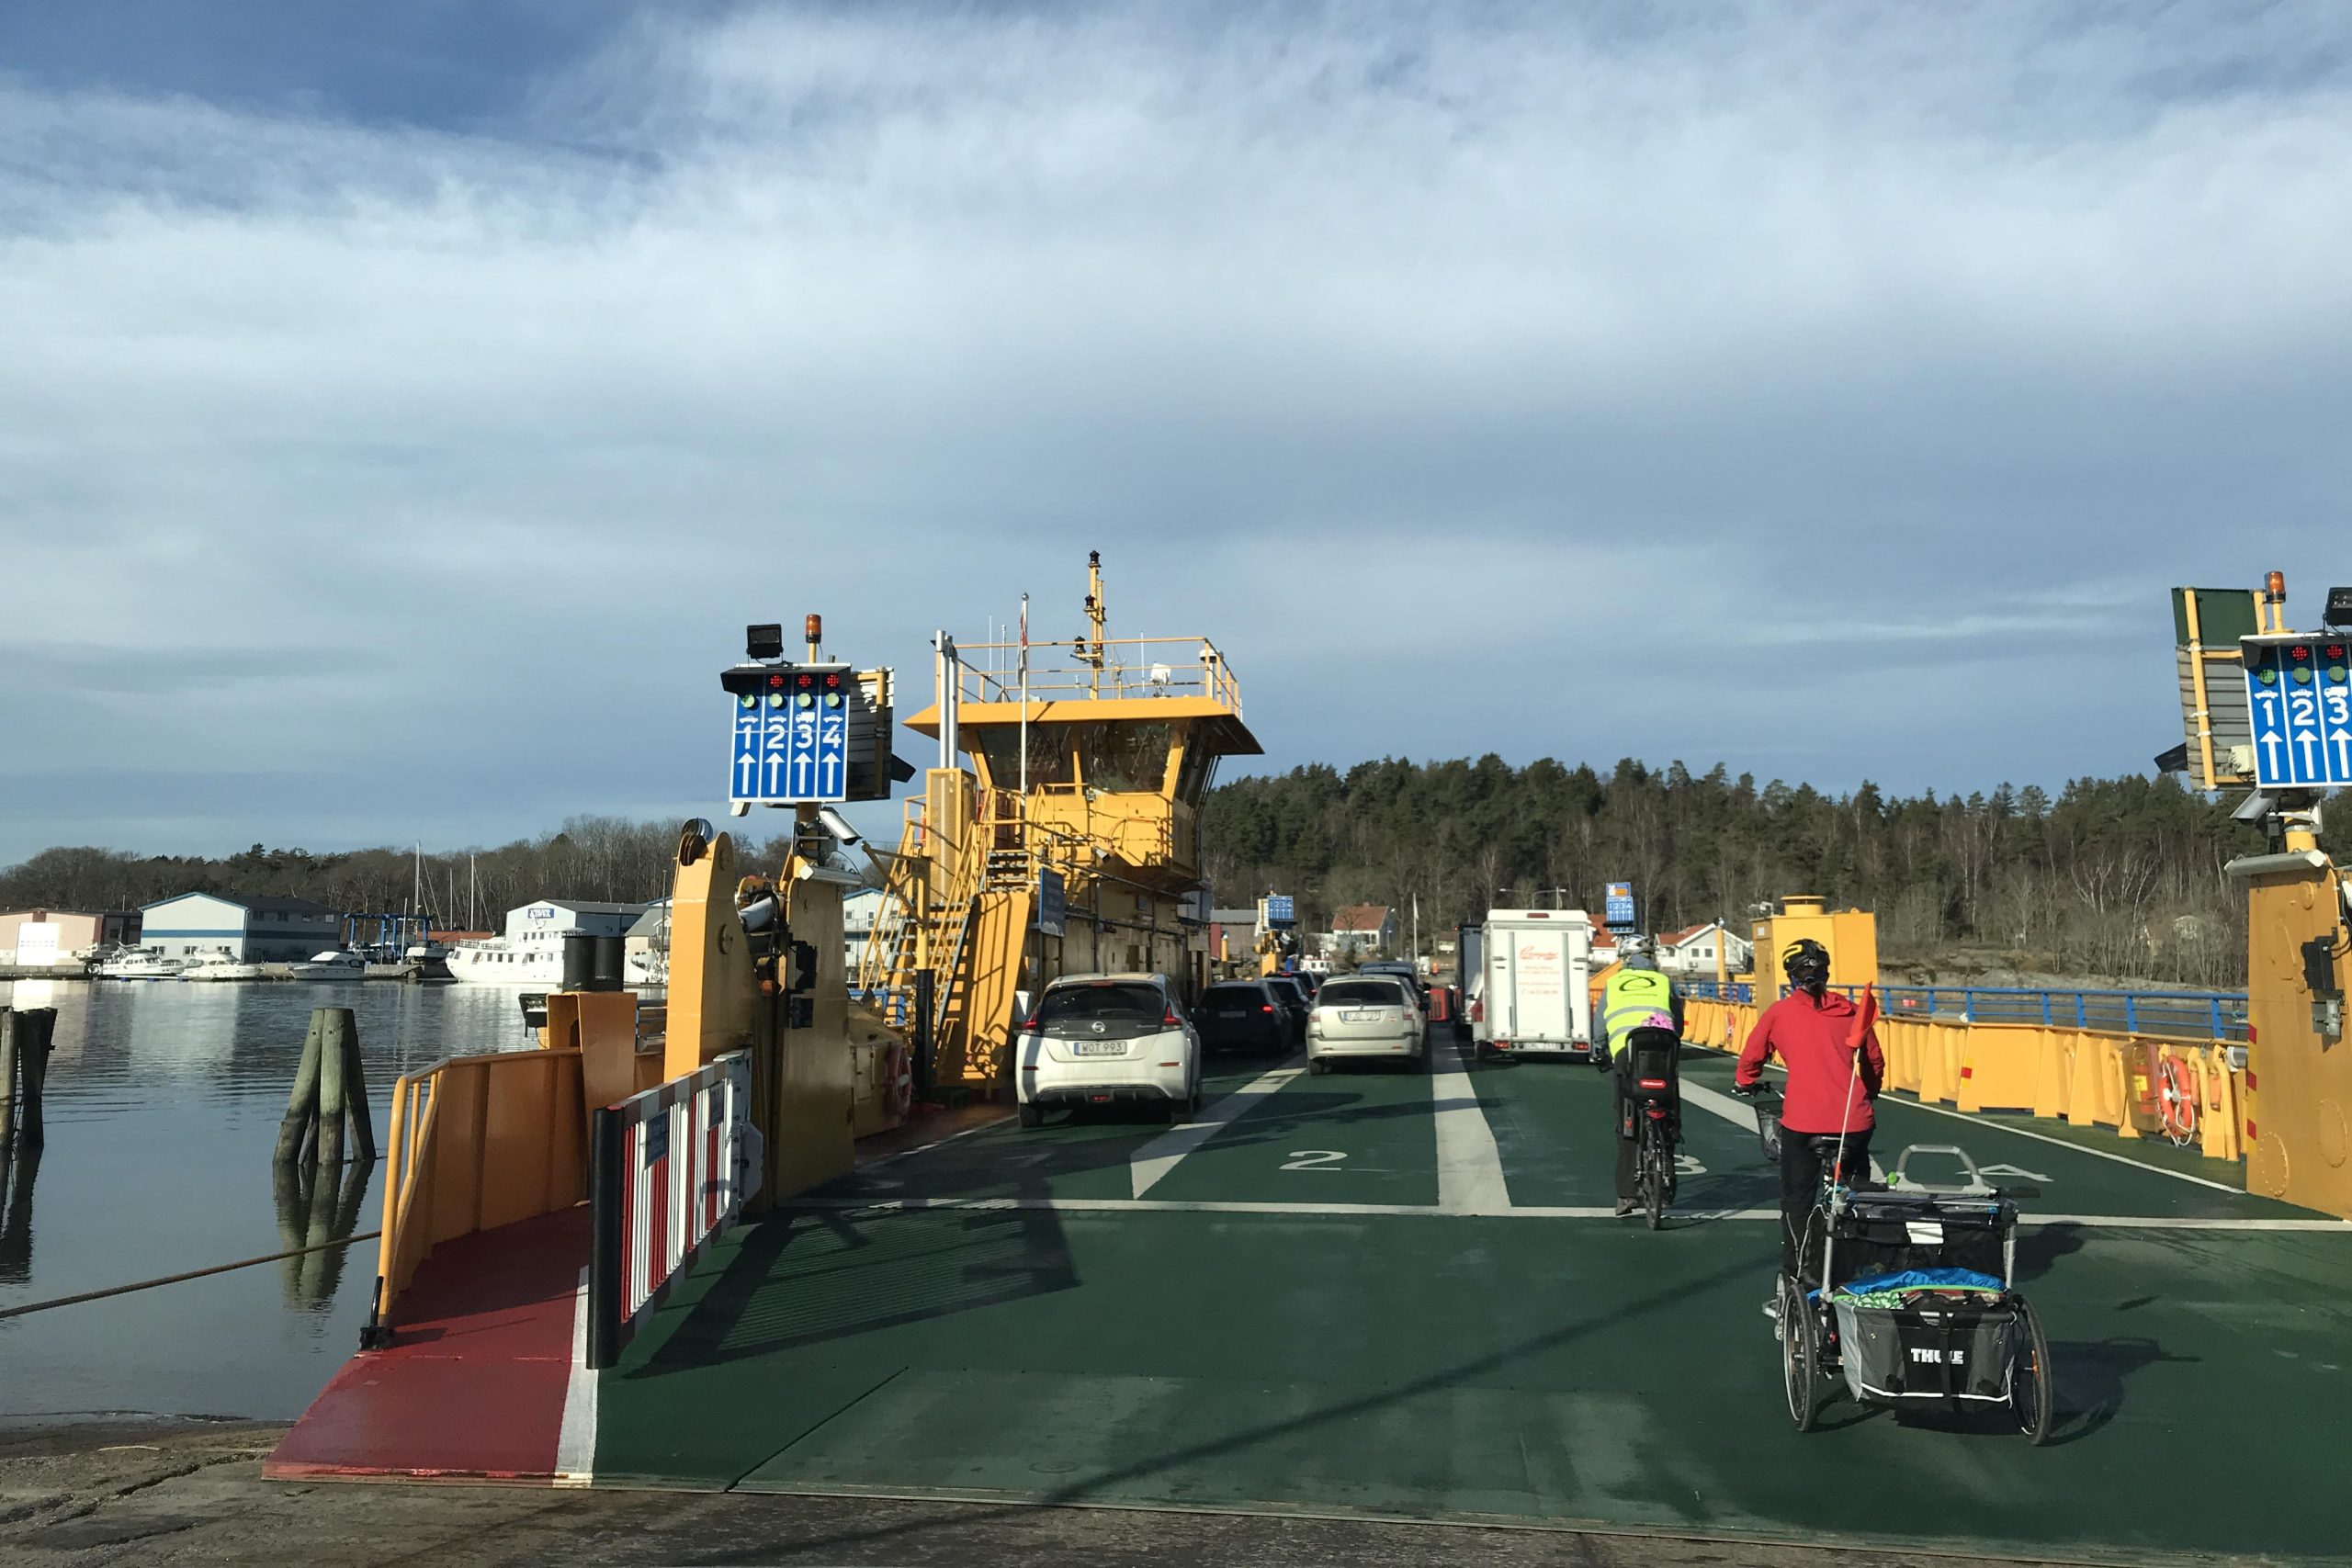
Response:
[2,2,2348,858]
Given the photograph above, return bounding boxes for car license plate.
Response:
[1071,1041,1125,1056]
[1217,1010,1245,1019]
[1341,1010,1376,1022]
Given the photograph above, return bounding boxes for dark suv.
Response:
[1194,979,1290,1055]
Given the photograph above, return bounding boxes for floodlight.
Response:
[2325,586,2352,629]
[2233,792,2277,824]
[818,806,861,847]
[746,623,785,661]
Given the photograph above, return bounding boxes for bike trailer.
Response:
[1827,1270,2017,1407]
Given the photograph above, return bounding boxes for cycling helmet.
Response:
[1618,934,1658,970]
[1781,938,1830,993]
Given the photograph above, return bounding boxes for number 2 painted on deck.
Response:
[1282,1150,1347,1170]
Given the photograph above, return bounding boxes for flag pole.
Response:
[1018,594,1030,804]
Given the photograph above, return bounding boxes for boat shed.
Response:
[140,893,339,962]
[0,909,140,965]
[501,898,648,943]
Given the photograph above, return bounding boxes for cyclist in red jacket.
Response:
[1736,939,1883,1300]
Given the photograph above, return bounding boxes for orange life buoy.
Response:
[2156,1054,2199,1146]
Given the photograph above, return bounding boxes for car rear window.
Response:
[1317,980,1404,1007]
[1203,984,1266,1004]
[1266,979,1306,1001]
[1036,982,1165,1029]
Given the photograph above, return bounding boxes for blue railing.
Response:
[1680,980,2245,1043]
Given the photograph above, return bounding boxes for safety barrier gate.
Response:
[1684,998,2247,1163]
[585,1050,755,1369]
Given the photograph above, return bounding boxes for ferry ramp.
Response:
[566,1032,2350,1563]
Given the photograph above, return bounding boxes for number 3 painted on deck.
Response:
[1675,1154,1707,1176]
[1282,1150,1347,1170]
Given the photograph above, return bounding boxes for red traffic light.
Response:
[767,674,783,688]
[2290,645,2311,661]
[2329,645,2346,660]
[796,672,814,688]
[825,672,842,689]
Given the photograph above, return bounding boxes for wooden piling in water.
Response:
[315,1010,348,1172]
[11,1011,53,1149]
[332,1010,376,1162]
[0,1007,17,1146]
[274,1016,325,1166]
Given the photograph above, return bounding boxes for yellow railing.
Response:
[368,1046,587,1340]
[950,636,1243,713]
[1683,999,2247,1164]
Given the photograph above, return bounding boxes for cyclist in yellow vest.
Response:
[1597,938,1686,1216]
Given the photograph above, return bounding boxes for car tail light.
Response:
[1261,1004,1274,1014]
[1638,1078,1668,1090]
[1162,1007,1182,1027]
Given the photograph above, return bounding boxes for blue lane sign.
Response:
[2245,637,2352,789]
[729,664,854,806]
[1604,881,1635,931]
[1262,894,1295,928]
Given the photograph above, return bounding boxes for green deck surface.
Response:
[595,1032,2352,1562]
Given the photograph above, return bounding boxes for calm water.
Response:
[0,978,537,1421]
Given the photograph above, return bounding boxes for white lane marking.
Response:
[777,1195,2350,1231]
[1688,1053,2247,1196]
[1889,1093,2246,1194]
[553,1265,598,1486]
[1129,1055,1302,1198]
[1682,1078,1884,1179]
[1432,1038,1511,1215]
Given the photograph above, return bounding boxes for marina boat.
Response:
[183,958,267,982]
[445,932,660,987]
[94,950,187,980]
[289,950,368,981]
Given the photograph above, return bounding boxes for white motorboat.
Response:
[446,932,661,987]
[290,950,368,981]
[96,950,187,980]
[183,958,267,982]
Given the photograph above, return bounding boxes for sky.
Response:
[2,1,2348,864]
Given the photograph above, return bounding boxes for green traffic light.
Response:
[766,692,785,709]
[739,693,755,709]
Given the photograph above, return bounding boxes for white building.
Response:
[140,892,340,962]
[1657,920,1753,978]
[503,898,647,942]
[1318,904,1396,959]
[842,886,888,977]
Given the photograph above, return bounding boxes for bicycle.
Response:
[1623,1028,1680,1230]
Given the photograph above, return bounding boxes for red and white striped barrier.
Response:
[586,1051,755,1369]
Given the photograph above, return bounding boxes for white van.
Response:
[1473,909,1597,1061]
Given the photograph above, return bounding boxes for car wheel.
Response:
[1308,1057,1329,1076]
[1018,1102,1044,1129]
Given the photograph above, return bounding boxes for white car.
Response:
[1015,972,1201,1127]
[1306,976,1427,1074]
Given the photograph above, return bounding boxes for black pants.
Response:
[1778,1129,1871,1283]
[1612,1059,1679,1201]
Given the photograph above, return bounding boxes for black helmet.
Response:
[1781,938,1830,992]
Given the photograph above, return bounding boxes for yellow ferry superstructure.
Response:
[859,551,1262,1096]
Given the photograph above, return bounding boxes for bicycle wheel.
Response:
[1644,1120,1668,1230]
[2011,1297,2055,1445]
[1779,1275,1818,1431]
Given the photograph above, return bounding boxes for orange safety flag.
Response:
[1848,984,1879,1048]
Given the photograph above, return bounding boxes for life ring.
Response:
[2156,1054,2199,1147]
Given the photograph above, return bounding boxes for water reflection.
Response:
[0,1142,38,1283]
[272,1156,376,1311]
[0,978,537,1419]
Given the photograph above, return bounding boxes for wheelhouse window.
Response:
[1070,721,1171,794]
[977,724,1075,788]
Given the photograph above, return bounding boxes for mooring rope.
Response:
[0,1231,382,1322]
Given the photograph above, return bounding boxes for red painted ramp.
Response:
[266,1207,587,1483]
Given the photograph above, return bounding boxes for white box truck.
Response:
[1474,908,1596,1060]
